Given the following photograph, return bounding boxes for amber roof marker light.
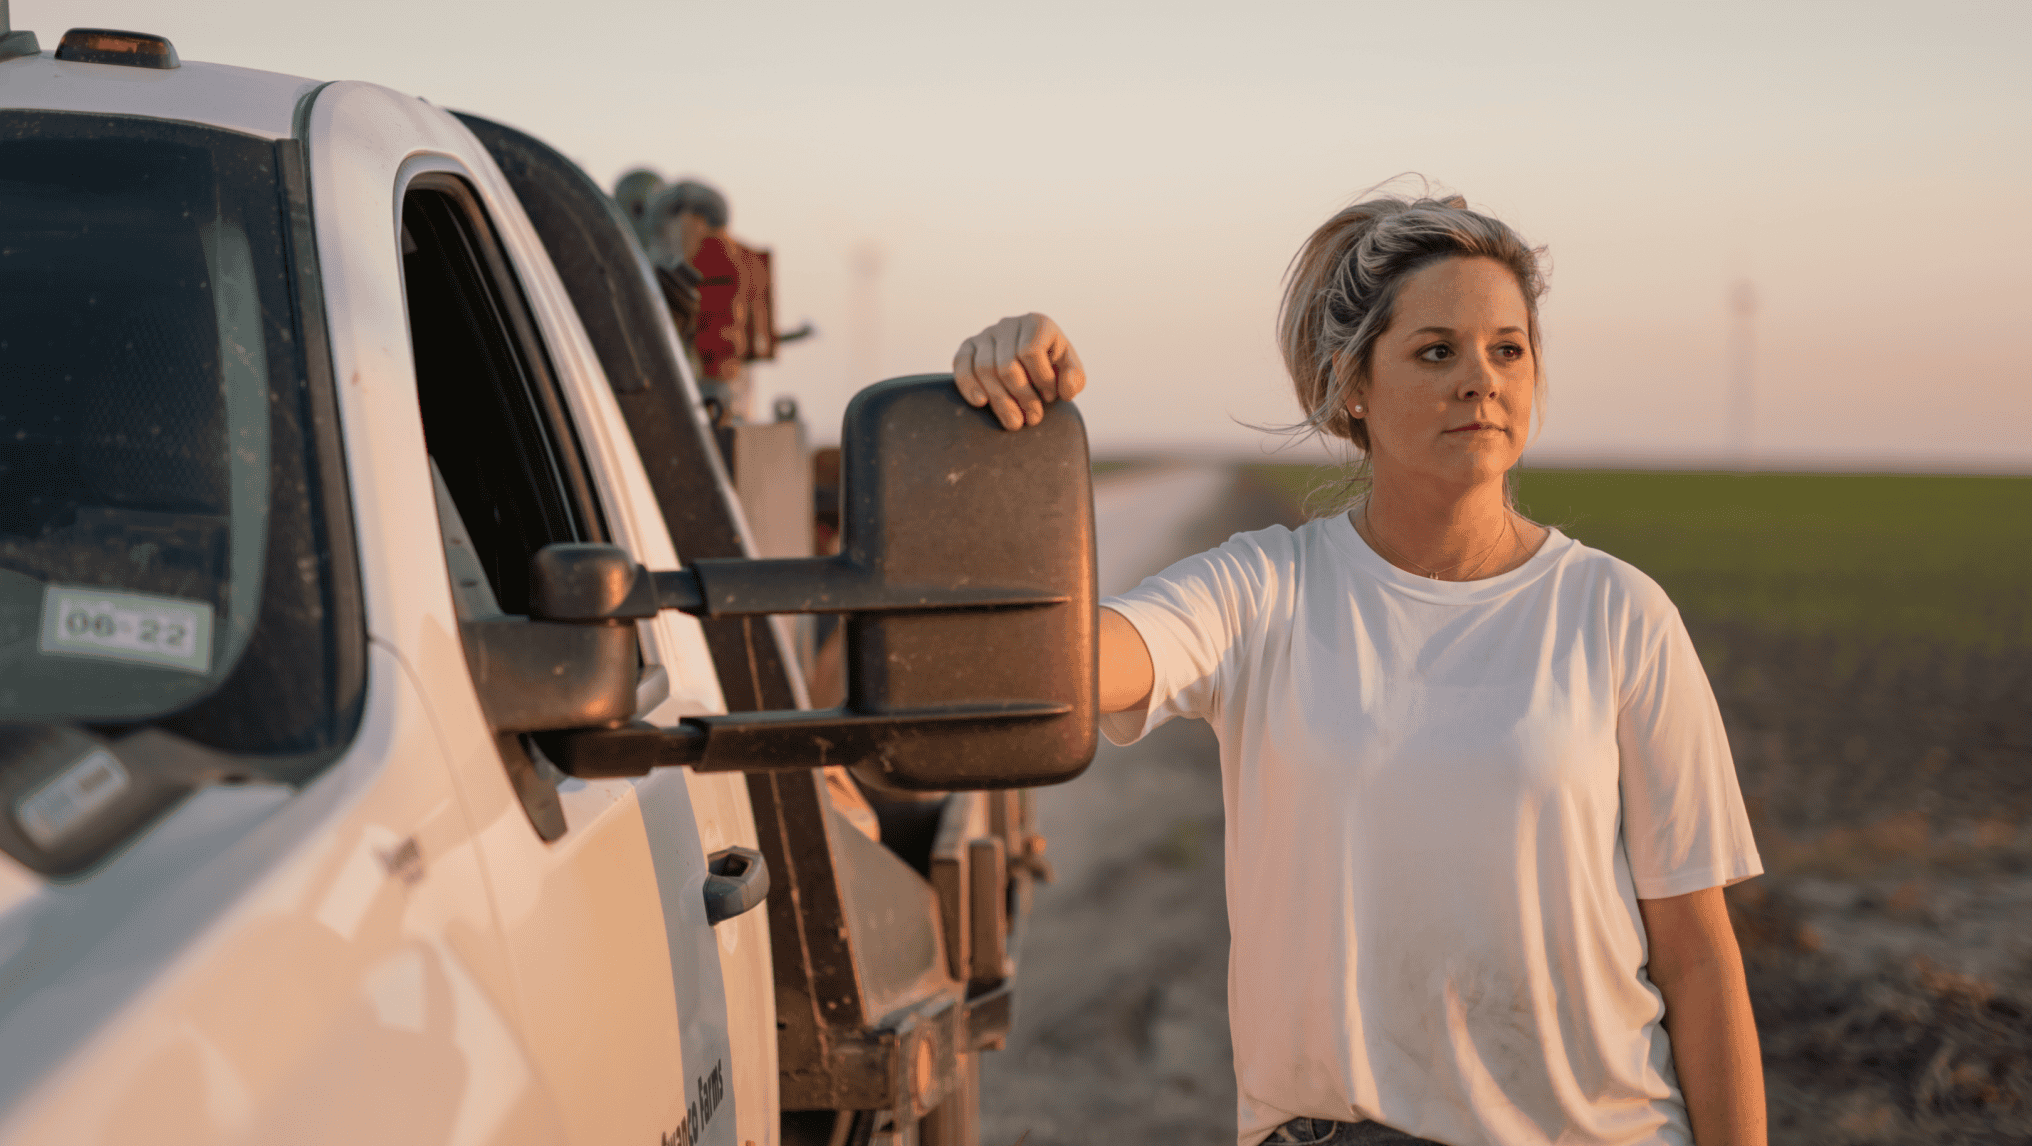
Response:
[55,26,179,69]
[0,0,41,64]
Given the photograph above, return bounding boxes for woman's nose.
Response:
[1455,353,1499,400]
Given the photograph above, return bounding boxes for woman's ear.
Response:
[1333,354,1366,419]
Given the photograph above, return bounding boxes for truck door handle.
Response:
[703,846,770,925]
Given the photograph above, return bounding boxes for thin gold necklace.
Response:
[1359,501,1516,581]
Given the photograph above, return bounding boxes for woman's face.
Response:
[1350,256,1536,495]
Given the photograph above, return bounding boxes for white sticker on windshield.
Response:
[39,585,215,674]
[17,749,131,849]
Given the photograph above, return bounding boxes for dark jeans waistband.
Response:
[1267,1116,1451,1145]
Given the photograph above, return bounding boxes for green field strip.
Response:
[1247,466,2032,653]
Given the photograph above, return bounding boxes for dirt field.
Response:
[1690,622,2032,1146]
[1508,470,2032,1146]
[980,465,2032,1146]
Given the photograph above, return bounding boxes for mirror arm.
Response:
[531,546,1068,623]
[534,721,705,778]
[650,568,705,613]
[677,556,1067,618]
[683,702,1072,776]
[536,700,1072,782]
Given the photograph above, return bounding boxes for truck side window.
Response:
[400,178,606,614]
[401,177,608,843]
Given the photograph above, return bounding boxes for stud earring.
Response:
[1353,403,1365,415]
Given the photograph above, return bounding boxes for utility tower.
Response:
[849,242,883,387]
[1728,277,1757,470]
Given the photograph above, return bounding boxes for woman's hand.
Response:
[951,313,1087,431]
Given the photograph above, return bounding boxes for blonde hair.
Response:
[1277,189,1549,454]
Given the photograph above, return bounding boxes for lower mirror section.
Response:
[533,700,1078,790]
[459,616,639,733]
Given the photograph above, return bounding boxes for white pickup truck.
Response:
[0,14,1096,1146]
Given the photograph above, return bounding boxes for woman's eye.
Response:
[1419,344,1452,362]
[1496,344,1525,361]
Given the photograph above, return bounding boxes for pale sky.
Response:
[17,0,2030,469]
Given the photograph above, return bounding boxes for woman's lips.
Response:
[1446,422,1502,433]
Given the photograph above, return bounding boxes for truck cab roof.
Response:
[1,36,319,138]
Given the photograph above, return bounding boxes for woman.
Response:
[950,194,1766,1146]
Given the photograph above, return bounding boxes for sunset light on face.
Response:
[24,0,2025,471]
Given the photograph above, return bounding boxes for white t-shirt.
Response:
[1101,515,1761,1146]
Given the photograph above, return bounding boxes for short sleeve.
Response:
[1616,608,1763,899]
[1098,532,1280,746]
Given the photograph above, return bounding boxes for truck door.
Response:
[388,165,739,1146]
[0,106,561,1146]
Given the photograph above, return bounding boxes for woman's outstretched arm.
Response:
[1100,607,1154,715]
[1639,886,1767,1146]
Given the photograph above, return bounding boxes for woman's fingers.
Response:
[1014,314,1060,406]
[991,322,1046,427]
[957,328,1027,431]
[951,329,997,408]
[951,341,988,407]
[1017,313,1087,405]
[952,331,1017,429]
[950,313,1083,431]
[1053,327,1088,400]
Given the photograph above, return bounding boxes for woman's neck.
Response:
[1352,477,1546,581]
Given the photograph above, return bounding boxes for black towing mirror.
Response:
[529,374,1098,791]
[459,617,639,733]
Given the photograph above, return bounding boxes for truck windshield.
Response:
[0,112,357,797]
